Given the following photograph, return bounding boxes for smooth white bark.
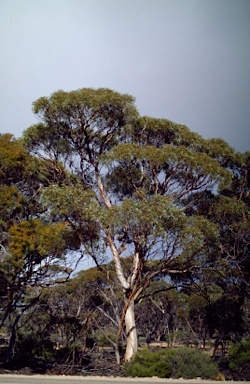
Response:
[124,297,138,362]
[104,234,139,362]
[106,235,130,289]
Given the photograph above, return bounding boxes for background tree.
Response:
[174,145,250,355]
[0,134,80,362]
[23,88,233,361]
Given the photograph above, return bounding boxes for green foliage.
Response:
[0,185,24,228]
[23,88,138,161]
[180,215,219,259]
[16,333,54,361]
[105,194,186,242]
[102,142,231,194]
[125,347,218,379]
[98,333,117,347]
[229,341,250,371]
[41,184,99,220]
[16,87,249,365]
[0,134,29,182]
[125,348,174,378]
[172,347,218,379]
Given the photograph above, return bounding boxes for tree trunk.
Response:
[124,297,138,362]
[5,313,21,363]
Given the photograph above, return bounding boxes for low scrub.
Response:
[125,347,219,379]
[172,347,219,379]
[229,340,250,378]
[125,348,174,378]
[229,340,250,370]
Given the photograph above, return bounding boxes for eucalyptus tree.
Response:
[174,145,250,354]
[23,88,231,361]
[0,134,79,362]
[197,150,249,352]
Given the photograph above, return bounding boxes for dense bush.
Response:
[125,348,174,378]
[16,333,54,360]
[125,347,219,379]
[172,347,218,379]
[229,340,250,372]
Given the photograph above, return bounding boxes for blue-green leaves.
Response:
[102,142,231,197]
[103,194,186,246]
[41,184,100,222]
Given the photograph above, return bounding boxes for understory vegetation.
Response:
[125,348,219,379]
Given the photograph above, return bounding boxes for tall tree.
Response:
[0,134,79,361]
[23,88,232,361]
[175,145,250,354]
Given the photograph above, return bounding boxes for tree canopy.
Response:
[1,88,249,366]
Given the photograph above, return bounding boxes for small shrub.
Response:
[125,348,174,378]
[16,333,54,360]
[229,340,250,371]
[172,347,218,379]
[125,347,218,379]
[98,333,116,347]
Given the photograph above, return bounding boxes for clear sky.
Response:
[0,0,250,152]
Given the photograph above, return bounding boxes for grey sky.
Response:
[0,0,250,152]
